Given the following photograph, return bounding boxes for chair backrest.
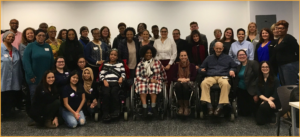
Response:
[277,85,298,116]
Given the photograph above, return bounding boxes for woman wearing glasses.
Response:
[153,27,177,86]
[234,49,259,117]
[271,20,299,85]
[22,29,54,102]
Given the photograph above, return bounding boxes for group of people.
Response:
[1,19,299,129]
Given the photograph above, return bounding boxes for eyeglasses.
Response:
[275,27,285,30]
[37,34,46,37]
[57,61,65,63]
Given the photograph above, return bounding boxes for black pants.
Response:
[1,91,18,116]
[174,83,191,100]
[43,100,61,120]
[256,100,279,125]
[91,66,100,82]
[101,82,120,114]
[30,99,61,125]
[237,88,258,116]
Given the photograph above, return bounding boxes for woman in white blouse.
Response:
[153,27,177,85]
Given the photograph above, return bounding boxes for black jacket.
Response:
[234,60,259,95]
[118,38,140,67]
[113,34,126,49]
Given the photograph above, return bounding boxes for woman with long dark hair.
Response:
[219,27,236,55]
[256,61,280,125]
[58,29,84,71]
[189,30,208,71]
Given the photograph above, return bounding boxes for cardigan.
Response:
[84,41,108,67]
[234,60,259,95]
[172,63,197,82]
[118,38,140,68]
[22,41,54,85]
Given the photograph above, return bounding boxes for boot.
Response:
[177,100,184,115]
[142,108,148,118]
[183,100,190,116]
[44,119,57,128]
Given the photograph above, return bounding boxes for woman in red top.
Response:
[189,30,208,71]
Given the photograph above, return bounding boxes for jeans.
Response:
[61,108,86,128]
[278,61,299,85]
[29,84,38,102]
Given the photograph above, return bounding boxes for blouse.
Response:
[153,38,177,65]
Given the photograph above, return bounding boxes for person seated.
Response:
[172,51,197,116]
[29,70,60,128]
[99,49,126,121]
[82,67,98,117]
[61,71,86,128]
[135,45,167,118]
[256,61,281,125]
[200,42,237,116]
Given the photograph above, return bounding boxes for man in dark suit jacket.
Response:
[185,21,207,44]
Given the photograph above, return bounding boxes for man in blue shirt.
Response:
[200,42,237,116]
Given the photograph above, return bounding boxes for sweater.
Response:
[200,53,237,76]
[172,63,197,82]
[22,41,54,85]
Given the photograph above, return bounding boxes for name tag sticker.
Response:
[4,54,8,57]
[45,48,49,51]
[93,47,98,50]
[70,93,75,97]
[255,40,259,42]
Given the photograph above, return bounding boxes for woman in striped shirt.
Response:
[99,49,125,121]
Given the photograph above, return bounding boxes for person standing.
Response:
[150,25,160,41]
[112,22,126,49]
[185,21,207,44]
[1,19,22,49]
[78,26,90,48]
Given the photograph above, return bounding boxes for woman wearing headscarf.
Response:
[82,67,98,116]
[58,29,84,71]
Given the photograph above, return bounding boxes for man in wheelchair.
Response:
[135,46,167,118]
[200,42,237,116]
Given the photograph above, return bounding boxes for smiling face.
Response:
[225,29,232,39]
[261,30,270,41]
[190,24,199,31]
[4,33,15,44]
[237,30,245,42]
[9,19,19,31]
[101,28,109,38]
[214,42,224,56]
[77,58,86,69]
[46,72,55,85]
[142,30,150,41]
[261,62,270,74]
[83,70,91,80]
[144,49,152,60]
[92,29,100,40]
[70,74,79,85]
[152,27,159,36]
[179,51,188,62]
[36,32,46,43]
[81,30,89,37]
[56,58,65,69]
[276,25,287,37]
[68,30,75,41]
[110,50,118,62]
[138,24,145,34]
[26,29,35,41]
[119,26,126,35]
[248,23,256,33]
[48,28,57,39]
[126,30,134,41]
[192,34,199,42]
[172,30,180,40]
[237,50,247,63]
[160,28,168,38]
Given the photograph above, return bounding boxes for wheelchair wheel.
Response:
[124,112,128,121]
[94,112,99,122]
[232,99,238,118]
[130,84,135,118]
[163,84,168,114]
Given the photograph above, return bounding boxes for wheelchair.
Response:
[93,80,130,122]
[169,81,200,118]
[130,78,168,120]
[198,72,237,121]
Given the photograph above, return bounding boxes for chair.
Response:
[277,85,298,136]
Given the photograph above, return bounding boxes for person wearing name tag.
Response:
[99,26,112,49]
[45,26,63,60]
[99,49,126,121]
[53,56,69,101]
[229,28,254,65]
[84,28,108,81]
[82,67,98,117]
[1,31,23,118]
[246,22,260,51]
[22,29,54,102]
[62,71,86,128]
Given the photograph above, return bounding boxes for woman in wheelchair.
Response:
[135,45,167,118]
[172,51,197,116]
[99,49,126,121]
[82,67,98,117]
[255,61,280,125]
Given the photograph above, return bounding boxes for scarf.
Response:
[143,58,154,77]
[80,36,90,45]
[178,60,190,78]
[82,67,94,94]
